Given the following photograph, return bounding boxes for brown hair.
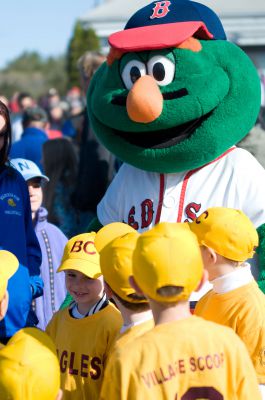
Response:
[77,51,106,82]
[106,282,150,312]
[0,100,12,168]
[42,138,78,222]
[114,291,150,312]
[157,286,184,297]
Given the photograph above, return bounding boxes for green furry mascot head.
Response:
[87,0,260,173]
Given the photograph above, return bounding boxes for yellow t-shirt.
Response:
[99,315,261,400]
[106,318,154,367]
[115,319,154,348]
[195,281,265,383]
[46,303,122,400]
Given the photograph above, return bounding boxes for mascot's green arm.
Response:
[60,292,74,310]
[257,223,265,293]
[87,216,103,232]
[59,216,103,310]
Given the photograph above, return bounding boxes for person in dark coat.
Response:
[10,107,49,171]
[71,52,116,217]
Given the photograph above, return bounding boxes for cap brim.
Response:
[109,21,213,52]
[26,173,49,183]
[95,222,135,253]
[57,258,102,279]
[0,251,19,279]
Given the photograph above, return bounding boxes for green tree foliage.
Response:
[7,51,43,72]
[0,22,100,99]
[0,51,67,100]
[66,22,100,88]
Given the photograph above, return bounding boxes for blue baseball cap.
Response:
[109,0,226,52]
[11,158,49,183]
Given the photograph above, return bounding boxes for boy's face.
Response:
[65,270,104,307]
[27,178,43,214]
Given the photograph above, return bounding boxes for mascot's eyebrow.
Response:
[107,48,125,65]
[177,37,202,52]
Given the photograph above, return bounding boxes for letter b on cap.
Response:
[150,1,171,19]
[70,241,96,255]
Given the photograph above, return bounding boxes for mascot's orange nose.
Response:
[126,75,163,123]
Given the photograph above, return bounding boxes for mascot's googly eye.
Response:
[147,55,175,86]
[121,60,147,90]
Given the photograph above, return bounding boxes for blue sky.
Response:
[0,0,100,68]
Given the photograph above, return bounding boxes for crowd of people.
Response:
[0,18,264,400]
[0,89,265,398]
[1,51,116,234]
[0,68,265,398]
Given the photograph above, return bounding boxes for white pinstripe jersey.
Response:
[98,147,265,232]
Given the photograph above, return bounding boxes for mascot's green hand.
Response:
[257,224,265,292]
[87,216,103,233]
[60,292,73,310]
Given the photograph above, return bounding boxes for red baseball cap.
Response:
[109,0,226,52]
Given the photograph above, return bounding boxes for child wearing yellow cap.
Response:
[100,222,261,399]
[0,327,62,399]
[46,232,122,400]
[190,207,265,394]
[95,223,153,354]
[0,250,19,342]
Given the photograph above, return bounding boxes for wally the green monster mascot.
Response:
[87,0,265,291]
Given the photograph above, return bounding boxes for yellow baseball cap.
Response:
[0,327,60,400]
[99,230,143,302]
[57,232,102,278]
[95,222,135,252]
[189,207,259,262]
[132,222,204,303]
[0,250,19,300]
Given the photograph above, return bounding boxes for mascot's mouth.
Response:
[114,111,213,149]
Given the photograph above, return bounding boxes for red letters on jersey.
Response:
[184,202,202,223]
[126,199,201,229]
[58,349,102,379]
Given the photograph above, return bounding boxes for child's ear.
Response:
[194,269,209,293]
[208,247,217,264]
[202,246,217,265]
[129,276,144,295]
[0,291,9,320]
[103,281,113,299]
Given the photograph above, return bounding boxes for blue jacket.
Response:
[10,127,48,171]
[0,166,43,337]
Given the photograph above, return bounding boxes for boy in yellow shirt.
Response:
[191,207,265,396]
[46,232,122,400]
[95,222,153,349]
[0,327,62,399]
[100,222,261,400]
